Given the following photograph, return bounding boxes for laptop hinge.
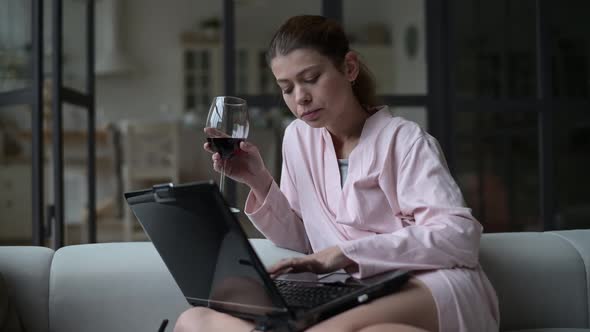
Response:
[153,183,176,203]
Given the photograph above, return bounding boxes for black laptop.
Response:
[124,181,409,332]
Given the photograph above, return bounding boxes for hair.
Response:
[266,15,378,107]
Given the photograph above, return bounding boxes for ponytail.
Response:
[352,59,378,107]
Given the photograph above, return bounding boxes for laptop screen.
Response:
[125,182,288,317]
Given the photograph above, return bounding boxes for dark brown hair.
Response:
[267,15,378,107]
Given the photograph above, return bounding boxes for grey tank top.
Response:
[338,159,349,188]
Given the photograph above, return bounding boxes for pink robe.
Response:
[245,107,500,331]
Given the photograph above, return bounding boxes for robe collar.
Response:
[319,106,391,211]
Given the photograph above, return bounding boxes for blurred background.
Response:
[0,0,588,247]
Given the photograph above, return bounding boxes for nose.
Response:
[295,86,311,106]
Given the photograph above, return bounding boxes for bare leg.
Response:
[173,307,254,332]
[358,324,429,332]
[174,278,437,332]
[306,278,438,332]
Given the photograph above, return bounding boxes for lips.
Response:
[300,109,321,120]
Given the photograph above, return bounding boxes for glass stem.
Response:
[219,164,226,195]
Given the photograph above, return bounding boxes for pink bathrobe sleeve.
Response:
[244,136,313,254]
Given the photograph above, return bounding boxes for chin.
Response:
[302,119,326,128]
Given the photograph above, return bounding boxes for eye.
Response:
[303,74,319,84]
[277,82,293,94]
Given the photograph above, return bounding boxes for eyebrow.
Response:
[276,65,322,84]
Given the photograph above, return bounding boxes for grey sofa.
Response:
[1,230,589,332]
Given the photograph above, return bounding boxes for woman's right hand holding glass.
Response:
[204,138,273,201]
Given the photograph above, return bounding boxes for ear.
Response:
[343,51,360,82]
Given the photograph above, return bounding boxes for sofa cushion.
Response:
[480,231,590,331]
[47,239,304,332]
[0,273,23,331]
[0,246,54,332]
[49,242,190,332]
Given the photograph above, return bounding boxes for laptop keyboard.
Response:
[273,279,356,309]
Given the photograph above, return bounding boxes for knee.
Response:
[306,323,356,332]
[307,322,428,332]
[357,323,429,332]
[173,307,214,332]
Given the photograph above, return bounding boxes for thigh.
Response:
[306,278,438,332]
[358,323,429,332]
[174,307,254,332]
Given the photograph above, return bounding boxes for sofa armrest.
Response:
[0,246,54,332]
[480,230,590,331]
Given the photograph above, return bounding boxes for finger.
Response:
[268,258,295,274]
[240,141,258,154]
[211,152,221,163]
[280,258,311,274]
[240,141,252,152]
[268,262,295,275]
[211,153,223,172]
[269,267,294,279]
[288,262,312,274]
[268,262,287,275]
[274,257,316,274]
[203,142,215,154]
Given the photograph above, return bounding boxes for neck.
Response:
[327,102,372,158]
[327,103,369,139]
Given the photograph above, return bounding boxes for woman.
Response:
[175,15,499,332]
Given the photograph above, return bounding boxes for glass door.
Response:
[450,0,590,231]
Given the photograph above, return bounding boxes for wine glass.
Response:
[205,96,249,205]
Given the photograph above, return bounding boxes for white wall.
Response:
[91,0,427,125]
[235,0,320,44]
[95,0,220,123]
[2,0,428,129]
[385,0,428,129]
[18,0,429,132]
[94,0,320,123]
[389,0,427,95]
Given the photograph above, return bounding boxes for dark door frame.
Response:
[0,0,97,248]
[50,0,97,248]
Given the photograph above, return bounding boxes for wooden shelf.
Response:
[17,129,111,145]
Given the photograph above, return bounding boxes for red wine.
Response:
[207,137,244,159]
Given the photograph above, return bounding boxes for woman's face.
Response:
[270,48,357,128]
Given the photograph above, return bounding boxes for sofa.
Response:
[1,230,589,332]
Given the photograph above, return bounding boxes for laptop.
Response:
[125,181,409,331]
